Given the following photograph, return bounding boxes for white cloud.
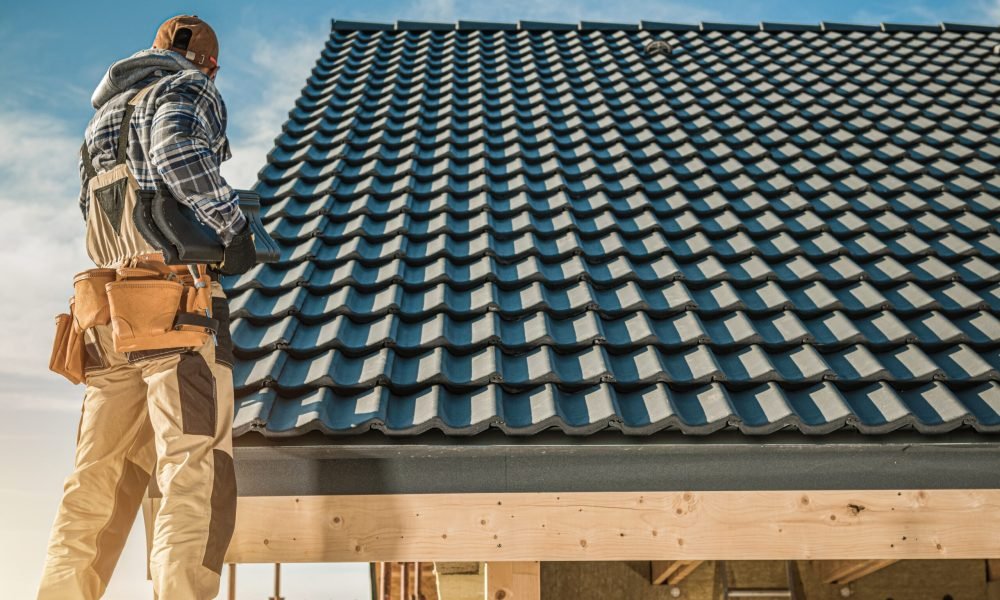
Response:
[853,0,1000,24]
[218,27,329,189]
[0,109,90,391]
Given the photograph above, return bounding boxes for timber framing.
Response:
[651,560,704,585]
[375,562,438,600]
[189,490,1000,564]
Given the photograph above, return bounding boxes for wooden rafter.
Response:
[814,560,898,584]
[651,561,704,585]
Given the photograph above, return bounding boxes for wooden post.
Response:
[415,562,422,600]
[227,563,236,600]
[987,560,1000,600]
[270,562,283,600]
[486,562,540,600]
[402,562,410,600]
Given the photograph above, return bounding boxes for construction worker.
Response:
[38,15,254,599]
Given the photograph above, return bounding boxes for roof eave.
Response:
[214,429,1000,497]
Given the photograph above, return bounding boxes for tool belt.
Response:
[49,258,218,384]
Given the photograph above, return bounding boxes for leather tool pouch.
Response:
[72,268,115,330]
[49,303,85,385]
[106,275,215,353]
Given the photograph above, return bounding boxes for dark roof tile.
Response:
[230,21,1000,438]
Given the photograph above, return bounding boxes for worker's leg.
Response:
[37,325,157,600]
[145,282,237,599]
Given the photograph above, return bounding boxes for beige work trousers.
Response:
[38,282,237,599]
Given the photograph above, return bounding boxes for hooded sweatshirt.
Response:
[80,48,246,244]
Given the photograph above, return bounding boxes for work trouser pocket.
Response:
[107,279,209,352]
[72,268,115,330]
[49,309,85,384]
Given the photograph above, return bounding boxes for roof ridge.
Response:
[329,18,1000,33]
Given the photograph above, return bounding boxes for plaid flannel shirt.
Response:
[79,70,246,245]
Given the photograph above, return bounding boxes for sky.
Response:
[0,0,997,598]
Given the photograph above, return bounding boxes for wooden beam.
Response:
[214,490,1000,563]
[651,560,704,585]
[421,562,440,600]
[485,562,540,600]
[814,560,898,584]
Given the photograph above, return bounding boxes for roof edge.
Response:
[228,429,1000,496]
[329,18,1000,33]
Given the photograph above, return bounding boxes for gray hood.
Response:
[91,48,196,109]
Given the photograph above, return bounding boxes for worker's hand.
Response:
[211,224,256,276]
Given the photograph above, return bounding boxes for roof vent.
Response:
[645,40,672,56]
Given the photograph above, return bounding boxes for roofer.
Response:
[38,15,254,599]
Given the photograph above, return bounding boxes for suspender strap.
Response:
[114,84,157,166]
[81,82,157,179]
[80,141,98,179]
[114,104,136,165]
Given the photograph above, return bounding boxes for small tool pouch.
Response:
[49,302,85,385]
[72,268,115,330]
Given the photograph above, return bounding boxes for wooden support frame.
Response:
[651,560,704,585]
[375,562,439,600]
[165,490,1000,563]
[814,560,898,584]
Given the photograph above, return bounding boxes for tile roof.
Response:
[227,20,1000,438]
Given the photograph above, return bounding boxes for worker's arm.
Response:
[148,76,247,245]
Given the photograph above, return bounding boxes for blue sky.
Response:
[0,0,996,598]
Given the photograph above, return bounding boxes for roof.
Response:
[226,19,1000,442]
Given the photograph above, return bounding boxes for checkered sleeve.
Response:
[148,78,246,245]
